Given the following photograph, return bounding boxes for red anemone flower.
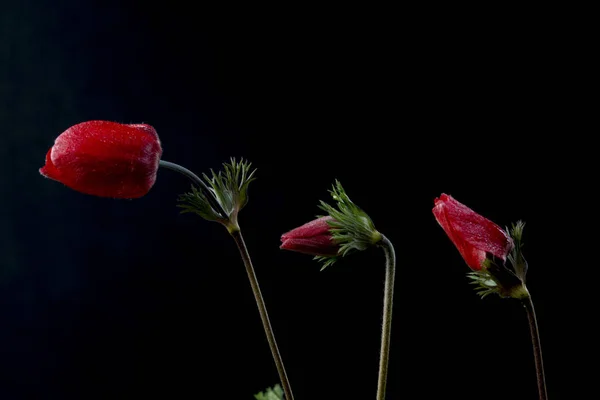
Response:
[40,120,163,198]
[280,216,340,257]
[432,194,513,271]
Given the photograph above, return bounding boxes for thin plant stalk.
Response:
[230,229,294,400]
[159,160,294,400]
[522,294,547,400]
[377,235,396,400]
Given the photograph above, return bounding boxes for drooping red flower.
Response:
[432,194,514,271]
[280,216,340,257]
[40,120,163,198]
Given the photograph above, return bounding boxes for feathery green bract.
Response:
[507,220,528,282]
[316,180,382,268]
[177,158,256,230]
[177,184,224,223]
[313,254,338,271]
[203,158,256,217]
[254,384,284,400]
[468,270,500,298]
[470,220,529,299]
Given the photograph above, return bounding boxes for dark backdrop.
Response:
[1,1,591,399]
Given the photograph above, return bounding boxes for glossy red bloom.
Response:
[280,216,340,256]
[40,120,163,198]
[432,194,513,271]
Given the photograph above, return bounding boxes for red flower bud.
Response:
[280,216,340,257]
[432,194,513,271]
[40,120,163,199]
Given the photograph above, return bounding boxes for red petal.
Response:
[433,194,513,271]
[280,235,339,256]
[281,216,334,240]
[42,120,163,198]
[39,148,61,181]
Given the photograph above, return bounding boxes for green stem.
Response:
[522,293,548,400]
[158,160,227,218]
[376,235,396,400]
[230,229,294,400]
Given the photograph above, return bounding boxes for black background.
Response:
[1,1,593,399]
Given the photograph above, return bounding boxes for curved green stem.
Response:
[377,235,396,400]
[522,293,548,400]
[230,229,294,400]
[159,160,227,218]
